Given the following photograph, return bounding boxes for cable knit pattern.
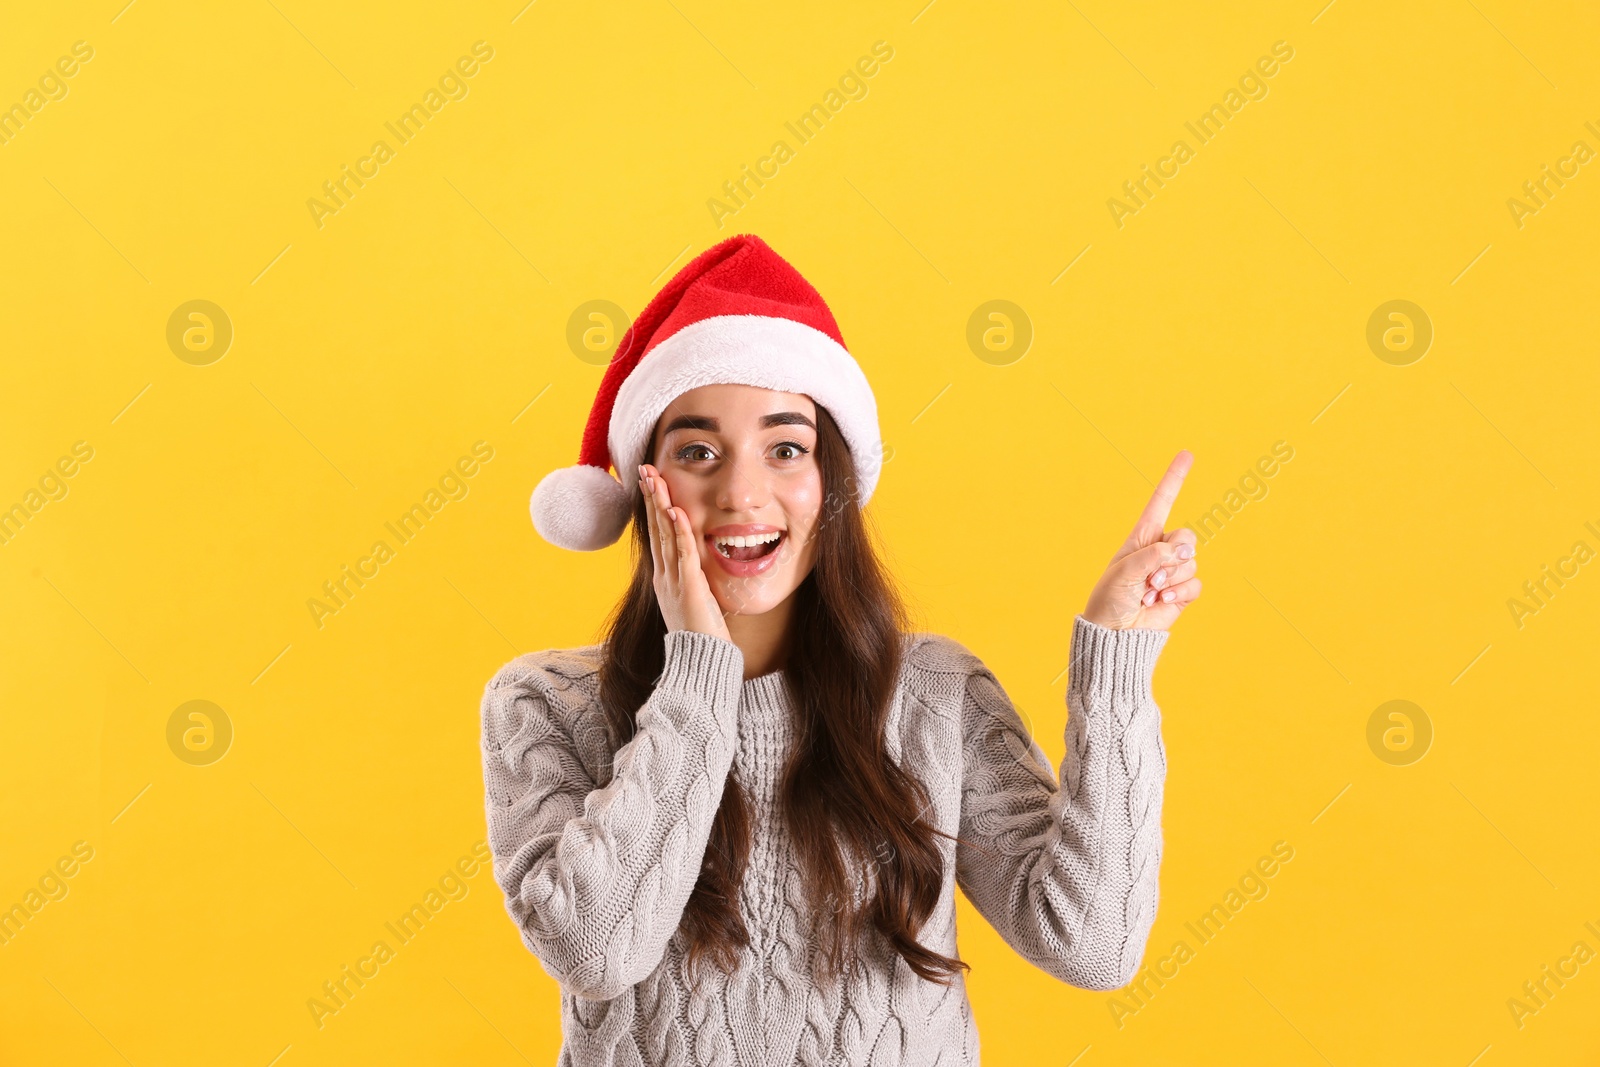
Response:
[479,615,1169,1064]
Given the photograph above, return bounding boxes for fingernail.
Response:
[1143,589,1157,606]
[1177,543,1194,560]
[1161,589,1175,602]
[1152,569,1167,588]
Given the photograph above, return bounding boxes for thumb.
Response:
[1123,538,1190,581]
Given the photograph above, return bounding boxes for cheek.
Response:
[781,478,825,543]
[660,473,706,522]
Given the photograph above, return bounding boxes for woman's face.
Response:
[647,383,823,617]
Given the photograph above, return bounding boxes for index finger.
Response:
[1132,450,1193,538]
[640,465,666,578]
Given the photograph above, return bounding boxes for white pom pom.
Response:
[529,464,631,551]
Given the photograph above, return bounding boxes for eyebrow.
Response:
[660,411,816,434]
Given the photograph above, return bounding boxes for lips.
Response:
[704,526,785,577]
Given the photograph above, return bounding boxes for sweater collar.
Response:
[740,668,788,708]
[737,669,792,740]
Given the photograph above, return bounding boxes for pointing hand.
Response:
[1082,450,1202,632]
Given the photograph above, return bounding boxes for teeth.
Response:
[712,531,781,548]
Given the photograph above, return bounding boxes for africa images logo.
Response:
[306,42,495,230]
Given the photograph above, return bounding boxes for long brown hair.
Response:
[594,400,970,988]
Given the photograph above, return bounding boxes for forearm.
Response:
[1059,613,1168,987]
[483,629,744,999]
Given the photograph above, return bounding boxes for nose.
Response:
[714,453,770,513]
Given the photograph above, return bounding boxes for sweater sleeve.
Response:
[480,629,745,1001]
[954,614,1169,991]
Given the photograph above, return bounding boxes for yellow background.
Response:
[2,0,1597,1063]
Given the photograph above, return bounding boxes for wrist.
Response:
[660,629,745,697]
[1079,610,1123,631]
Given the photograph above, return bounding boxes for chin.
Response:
[704,548,816,616]
[711,580,794,617]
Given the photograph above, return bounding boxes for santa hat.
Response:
[530,233,883,551]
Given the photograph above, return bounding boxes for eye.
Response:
[773,440,811,461]
[674,443,716,462]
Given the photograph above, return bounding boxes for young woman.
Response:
[480,234,1200,1066]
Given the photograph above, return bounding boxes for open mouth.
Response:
[710,531,784,562]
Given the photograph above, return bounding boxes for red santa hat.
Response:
[530,233,884,551]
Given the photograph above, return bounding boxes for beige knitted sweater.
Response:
[478,614,1169,1066]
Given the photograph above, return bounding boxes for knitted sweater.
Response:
[478,614,1169,1066]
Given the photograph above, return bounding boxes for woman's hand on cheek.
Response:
[640,464,733,643]
[1081,450,1202,632]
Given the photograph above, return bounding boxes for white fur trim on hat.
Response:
[530,463,631,552]
[608,314,882,503]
